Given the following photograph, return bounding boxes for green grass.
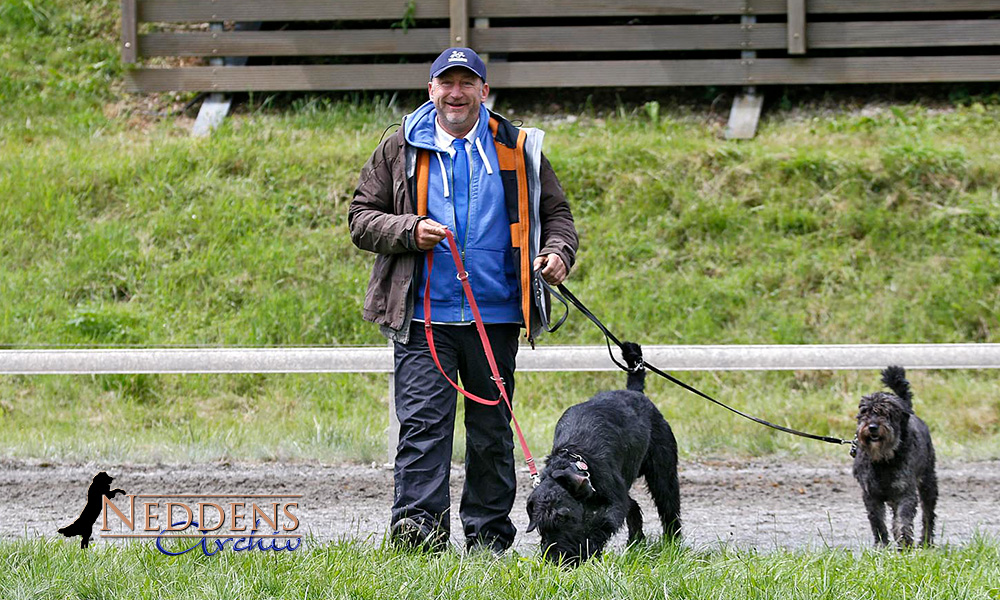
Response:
[2,0,1000,464]
[1,369,998,464]
[1,535,999,599]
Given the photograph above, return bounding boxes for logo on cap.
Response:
[448,51,468,63]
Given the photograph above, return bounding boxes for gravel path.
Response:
[3,458,997,552]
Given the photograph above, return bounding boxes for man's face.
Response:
[428,68,489,137]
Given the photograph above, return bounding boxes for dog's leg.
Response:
[863,493,889,546]
[642,418,682,540]
[920,479,937,546]
[919,471,938,547]
[626,497,645,543]
[891,496,919,549]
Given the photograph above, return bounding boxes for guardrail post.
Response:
[787,0,807,54]
[121,0,137,63]
[192,22,233,136]
[726,7,764,140]
[450,0,469,46]
[387,340,399,466]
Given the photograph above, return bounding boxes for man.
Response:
[349,47,578,554]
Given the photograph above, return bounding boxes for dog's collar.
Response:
[559,449,590,475]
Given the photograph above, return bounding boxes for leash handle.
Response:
[423,231,540,482]
[532,269,569,334]
[548,280,854,448]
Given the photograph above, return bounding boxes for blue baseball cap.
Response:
[430,47,487,82]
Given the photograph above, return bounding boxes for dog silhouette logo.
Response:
[448,50,468,63]
[58,471,125,548]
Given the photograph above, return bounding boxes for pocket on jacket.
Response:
[426,248,461,302]
[468,248,517,304]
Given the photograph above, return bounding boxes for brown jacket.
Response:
[349,111,578,344]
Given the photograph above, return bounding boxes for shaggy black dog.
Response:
[853,366,937,548]
[526,342,680,565]
[58,471,126,548]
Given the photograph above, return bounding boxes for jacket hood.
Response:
[403,100,438,150]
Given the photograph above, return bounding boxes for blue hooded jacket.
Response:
[403,100,521,324]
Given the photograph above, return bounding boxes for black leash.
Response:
[536,275,856,450]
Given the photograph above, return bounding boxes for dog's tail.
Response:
[881,365,913,409]
[621,341,645,392]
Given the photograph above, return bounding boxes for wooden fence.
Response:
[122,0,1000,93]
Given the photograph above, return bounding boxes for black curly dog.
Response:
[853,366,937,548]
[526,342,681,565]
[58,471,126,548]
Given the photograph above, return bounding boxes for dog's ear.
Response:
[526,499,537,532]
[553,469,596,499]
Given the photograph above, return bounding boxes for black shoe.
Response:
[390,518,448,553]
[465,536,510,558]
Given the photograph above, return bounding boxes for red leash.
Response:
[423,230,540,487]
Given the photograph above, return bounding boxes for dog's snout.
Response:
[868,424,880,435]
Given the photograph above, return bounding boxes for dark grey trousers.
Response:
[392,321,519,550]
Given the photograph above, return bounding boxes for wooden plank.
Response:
[787,0,806,55]
[124,61,743,92]
[126,64,431,92]
[468,0,1000,18]
[746,55,1000,85]
[124,56,1000,93]
[139,29,450,57]
[136,0,1000,23]
[138,0,449,22]
[121,0,138,63]
[469,0,785,18]
[809,20,1000,49]
[472,24,784,52]
[138,25,784,57]
[807,0,1000,13]
[450,0,468,47]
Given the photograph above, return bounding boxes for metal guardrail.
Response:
[5,343,997,462]
[3,344,1000,374]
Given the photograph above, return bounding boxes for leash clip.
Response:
[626,359,645,374]
[849,437,858,458]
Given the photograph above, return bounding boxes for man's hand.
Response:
[533,254,568,285]
[415,219,449,251]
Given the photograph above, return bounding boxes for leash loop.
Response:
[533,269,570,334]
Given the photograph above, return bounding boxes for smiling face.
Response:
[428,67,489,138]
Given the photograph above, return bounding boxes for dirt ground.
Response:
[3,457,997,553]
